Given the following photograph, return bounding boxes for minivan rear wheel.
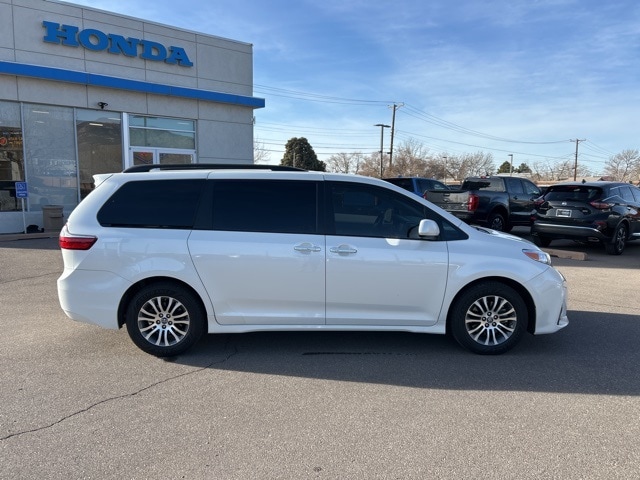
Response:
[125,282,205,357]
[450,282,527,355]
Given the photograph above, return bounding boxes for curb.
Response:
[0,232,58,242]
[544,248,588,261]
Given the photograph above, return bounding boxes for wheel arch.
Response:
[446,276,537,335]
[117,276,209,329]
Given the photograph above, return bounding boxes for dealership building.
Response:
[0,0,264,234]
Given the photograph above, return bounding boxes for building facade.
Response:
[0,0,264,233]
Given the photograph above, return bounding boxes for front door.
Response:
[325,181,449,326]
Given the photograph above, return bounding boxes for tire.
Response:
[487,212,508,232]
[450,282,528,355]
[532,235,551,248]
[605,223,627,255]
[125,282,205,357]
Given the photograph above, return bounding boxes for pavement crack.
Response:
[0,271,60,285]
[1,340,238,442]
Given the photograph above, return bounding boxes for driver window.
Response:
[328,182,428,238]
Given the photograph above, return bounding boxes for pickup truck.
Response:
[383,176,449,199]
[426,176,542,232]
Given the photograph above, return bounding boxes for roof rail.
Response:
[123,163,305,173]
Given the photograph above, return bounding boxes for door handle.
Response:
[294,243,322,253]
[330,245,358,255]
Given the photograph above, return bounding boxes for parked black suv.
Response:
[531,181,640,254]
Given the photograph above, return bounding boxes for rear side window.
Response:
[97,179,205,228]
[384,178,413,191]
[462,178,504,191]
[210,180,320,234]
[618,186,637,203]
[504,177,524,194]
[418,179,447,191]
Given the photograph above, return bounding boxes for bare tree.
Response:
[385,139,430,177]
[253,138,271,164]
[448,152,495,179]
[357,153,386,178]
[605,149,640,182]
[326,152,364,174]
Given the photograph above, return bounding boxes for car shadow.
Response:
[170,309,640,396]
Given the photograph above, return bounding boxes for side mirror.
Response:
[418,219,440,238]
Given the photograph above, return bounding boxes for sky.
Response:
[65,0,640,174]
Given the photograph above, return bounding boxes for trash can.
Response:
[42,205,64,232]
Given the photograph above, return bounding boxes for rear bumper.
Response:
[532,222,610,242]
[57,268,131,329]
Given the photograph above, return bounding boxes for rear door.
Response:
[188,176,325,325]
[504,177,538,225]
[324,180,449,326]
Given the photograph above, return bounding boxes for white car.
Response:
[57,165,568,357]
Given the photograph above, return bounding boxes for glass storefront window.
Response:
[77,110,123,198]
[0,102,24,212]
[22,104,77,211]
[129,115,195,149]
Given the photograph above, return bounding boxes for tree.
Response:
[452,152,495,179]
[385,139,430,178]
[281,137,326,171]
[517,163,532,173]
[497,161,531,175]
[326,152,364,174]
[253,138,270,164]
[497,161,511,174]
[604,149,640,182]
[357,153,385,178]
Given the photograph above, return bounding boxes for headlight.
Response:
[523,248,551,265]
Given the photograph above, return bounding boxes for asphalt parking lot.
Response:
[1,233,639,479]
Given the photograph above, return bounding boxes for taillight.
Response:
[590,201,613,210]
[467,194,479,211]
[59,226,97,250]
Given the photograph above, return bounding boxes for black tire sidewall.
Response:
[450,282,528,355]
[605,224,627,255]
[488,213,507,232]
[125,283,205,357]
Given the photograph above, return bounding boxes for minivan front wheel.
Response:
[450,282,527,355]
[605,223,627,255]
[125,282,205,357]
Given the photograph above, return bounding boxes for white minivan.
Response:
[57,165,568,357]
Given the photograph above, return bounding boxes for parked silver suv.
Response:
[57,164,568,357]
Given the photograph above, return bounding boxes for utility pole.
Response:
[374,124,390,177]
[442,156,447,184]
[388,103,403,166]
[508,154,513,176]
[570,139,586,181]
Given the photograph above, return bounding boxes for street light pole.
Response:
[508,154,513,176]
[374,123,390,177]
